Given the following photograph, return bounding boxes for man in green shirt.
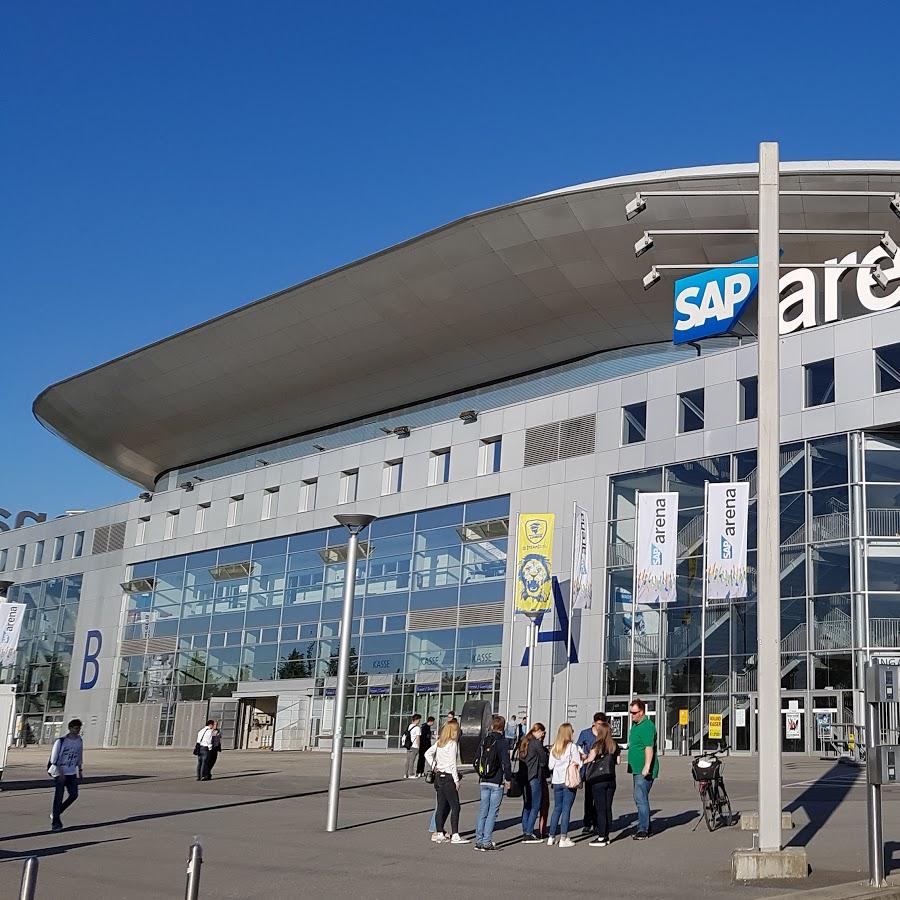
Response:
[627,698,658,839]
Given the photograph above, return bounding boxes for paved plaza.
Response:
[1,748,898,898]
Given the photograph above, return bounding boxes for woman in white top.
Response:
[424,721,469,845]
[547,722,583,847]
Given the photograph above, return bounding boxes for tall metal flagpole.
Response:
[756,141,783,854]
[628,490,639,703]
[699,481,709,754]
[564,501,576,718]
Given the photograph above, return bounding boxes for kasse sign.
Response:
[673,243,900,344]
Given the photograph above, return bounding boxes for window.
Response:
[195,503,209,534]
[739,377,758,421]
[227,495,243,528]
[136,517,149,546]
[622,402,647,445]
[339,470,358,504]
[804,358,835,407]
[52,536,64,562]
[678,389,704,433]
[0,548,7,572]
[262,488,279,520]
[72,531,84,558]
[300,479,317,512]
[164,511,179,540]
[876,343,900,393]
[428,449,451,485]
[14,545,26,569]
[382,460,403,495]
[33,541,44,566]
[478,438,502,475]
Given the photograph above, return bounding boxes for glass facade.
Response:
[120,496,510,746]
[605,435,865,753]
[1,574,82,744]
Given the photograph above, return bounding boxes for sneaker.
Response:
[431,832,448,843]
[522,833,542,843]
[451,834,470,844]
[481,842,500,852]
[558,837,575,848]
[546,836,555,846]
[589,837,609,847]
[473,843,485,852]
[51,822,63,832]
[633,831,649,840]
[581,826,594,835]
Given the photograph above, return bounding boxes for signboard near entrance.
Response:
[785,713,802,740]
[678,709,689,726]
[708,713,723,740]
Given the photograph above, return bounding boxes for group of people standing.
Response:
[418,698,658,850]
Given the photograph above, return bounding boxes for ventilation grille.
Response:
[119,635,177,656]
[408,602,504,631]
[92,521,127,554]
[524,414,596,466]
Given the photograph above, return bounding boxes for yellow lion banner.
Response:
[515,513,555,616]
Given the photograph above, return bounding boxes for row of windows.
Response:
[0,532,85,573]
[136,442,503,546]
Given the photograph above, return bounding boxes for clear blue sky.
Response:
[1,1,896,519]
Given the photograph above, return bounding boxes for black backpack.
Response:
[402,727,413,750]
[474,733,502,779]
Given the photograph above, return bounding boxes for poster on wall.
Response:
[785,712,802,740]
[570,505,592,610]
[635,493,679,605]
[0,602,27,667]
[515,513,555,616]
[705,482,750,603]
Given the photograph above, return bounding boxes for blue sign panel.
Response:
[673,256,758,344]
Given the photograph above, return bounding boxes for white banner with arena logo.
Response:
[705,482,750,603]
[635,492,678,605]
[0,602,27,667]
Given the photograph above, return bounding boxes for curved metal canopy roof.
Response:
[34,161,900,488]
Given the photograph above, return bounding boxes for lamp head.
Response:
[334,513,377,535]
[642,267,661,291]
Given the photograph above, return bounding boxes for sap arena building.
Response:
[5,160,900,757]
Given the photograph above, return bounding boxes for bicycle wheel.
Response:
[701,784,717,831]
[717,779,733,828]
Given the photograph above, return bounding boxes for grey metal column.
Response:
[850,432,868,728]
[19,857,38,900]
[865,664,885,886]
[756,141,783,853]
[525,619,538,724]
[326,513,375,833]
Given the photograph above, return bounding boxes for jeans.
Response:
[52,774,79,826]
[633,774,654,834]
[521,776,543,835]
[434,775,461,834]
[590,779,616,839]
[582,774,596,829]
[476,782,504,845]
[549,784,577,837]
[196,748,210,780]
[405,748,419,778]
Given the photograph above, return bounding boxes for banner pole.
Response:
[629,491,639,704]
[505,513,520,722]
[564,501,577,719]
[700,481,709,755]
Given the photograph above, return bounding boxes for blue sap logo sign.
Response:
[673,256,758,344]
[80,629,102,690]
[720,536,733,560]
[649,544,663,565]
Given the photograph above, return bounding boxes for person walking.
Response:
[48,718,84,832]
[402,714,422,779]
[547,723,582,847]
[424,720,469,845]
[505,715,518,752]
[196,719,216,781]
[583,722,620,846]
[473,714,512,852]
[628,698,658,840]
[418,716,434,776]
[577,712,608,834]
[518,722,548,843]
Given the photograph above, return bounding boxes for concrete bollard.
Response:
[185,838,203,900]
[19,857,39,900]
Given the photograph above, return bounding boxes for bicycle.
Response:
[691,745,733,832]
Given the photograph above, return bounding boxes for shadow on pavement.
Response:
[0,836,129,862]
[1,777,409,842]
[785,760,862,849]
[1,774,152,792]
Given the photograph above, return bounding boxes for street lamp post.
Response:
[325,512,376,833]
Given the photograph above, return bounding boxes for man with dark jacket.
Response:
[417,716,434,776]
[577,712,608,834]
[474,715,512,852]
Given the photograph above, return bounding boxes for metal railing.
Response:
[868,507,900,537]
